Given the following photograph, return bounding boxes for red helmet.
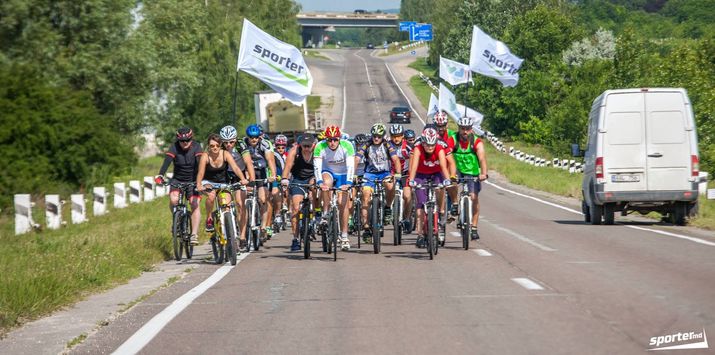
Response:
[324,125,341,139]
[421,127,439,145]
[434,111,449,126]
[176,127,193,141]
[275,134,288,146]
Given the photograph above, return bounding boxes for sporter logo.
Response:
[481,49,520,76]
[445,62,467,80]
[648,329,708,351]
[252,45,309,87]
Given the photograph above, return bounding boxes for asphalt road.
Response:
[70,49,715,355]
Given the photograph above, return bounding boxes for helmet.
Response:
[219,125,237,141]
[341,132,350,140]
[246,124,261,138]
[434,111,449,125]
[404,129,416,139]
[324,125,341,139]
[354,133,369,145]
[389,124,404,136]
[317,130,326,140]
[370,123,386,136]
[457,117,473,127]
[275,134,288,146]
[421,127,439,145]
[176,127,193,141]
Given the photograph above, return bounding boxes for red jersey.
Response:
[415,143,445,175]
[439,129,456,151]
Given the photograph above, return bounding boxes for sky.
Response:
[295,0,401,12]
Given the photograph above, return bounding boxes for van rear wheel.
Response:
[589,201,602,225]
[603,203,615,225]
[672,202,687,226]
[582,201,591,223]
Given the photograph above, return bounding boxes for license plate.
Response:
[611,174,640,182]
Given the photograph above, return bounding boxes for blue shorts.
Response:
[321,171,351,188]
[363,171,391,190]
[458,173,482,195]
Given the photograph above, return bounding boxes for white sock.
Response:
[341,232,348,241]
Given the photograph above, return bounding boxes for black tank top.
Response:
[204,153,228,183]
[291,146,314,180]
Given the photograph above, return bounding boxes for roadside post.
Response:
[143,177,155,201]
[129,180,141,204]
[71,194,87,224]
[45,194,63,229]
[93,187,108,216]
[14,194,38,235]
[114,182,127,209]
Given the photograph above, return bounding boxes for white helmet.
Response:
[389,124,404,135]
[341,132,350,140]
[434,111,449,125]
[421,127,439,145]
[220,125,237,141]
[457,117,473,127]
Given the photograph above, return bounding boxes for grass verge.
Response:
[378,41,427,57]
[307,95,322,112]
[303,50,331,60]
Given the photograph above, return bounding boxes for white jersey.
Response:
[313,139,355,181]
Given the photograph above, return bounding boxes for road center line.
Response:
[112,253,249,355]
[474,249,493,256]
[353,51,372,87]
[511,278,545,290]
[384,62,426,125]
[482,219,557,252]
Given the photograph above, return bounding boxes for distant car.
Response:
[366,43,375,49]
[354,9,366,14]
[389,106,412,123]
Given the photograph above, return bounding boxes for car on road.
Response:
[366,43,375,49]
[389,106,412,123]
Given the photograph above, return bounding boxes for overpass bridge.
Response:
[297,12,400,48]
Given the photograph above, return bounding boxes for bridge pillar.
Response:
[302,27,326,48]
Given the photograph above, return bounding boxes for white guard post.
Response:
[71,194,87,224]
[93,187,107,216]
[45,194,62,229]
[14,194,37,235]
[114,182,127,209]
[698,172,708,195]
[143,177,155,201]
[129,180,141,203]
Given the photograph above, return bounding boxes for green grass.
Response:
[407,57,437,109]
[307,95,322,112]
[378,41,427,57]
[303,50,331,61]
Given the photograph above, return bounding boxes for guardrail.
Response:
[14,174,172,235]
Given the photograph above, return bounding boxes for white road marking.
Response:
[485,181,715,247]
[511,278,545,290]
[112,253,249,355]
[354,51,372,87]
[341,84,347,129]
[483,219,557,252]
[474,249,492,256]
[384,62,426,125]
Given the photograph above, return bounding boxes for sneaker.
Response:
[274,215,283,225]
[290,239,301,252]
[239,239,247,249]
[450,203,459,217]
[384,207,393,224]
[190,234,199,245]
[415,235,425,248]
[266,227,273,239]
[471,229,480,241]
[438,230,445,243]
[205,218,215,232]
[341,239,351,251]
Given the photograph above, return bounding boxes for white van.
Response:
[575,88,702,225]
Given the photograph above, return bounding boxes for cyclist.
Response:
[220,125,256,248]
[404,129,417,148]
[433,111,460,221]
[389,124,413,230]
[355,123,401,240]
[451,117,488,240]
[282,134,317,252]
[155,127,203,245]
[348,133,369,234]
[314,125,355,251]
[196,133,249,237]
[271,134,289,230]
[238,124,277,241]
[405,127,451,248]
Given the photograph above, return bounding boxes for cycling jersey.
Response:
[414,143,446,175]
[238,138,273,171]
[356,142,396,173]
[451,133,482,175]
[291,146,314,180]
[202,156,228,184]
[313,139,355,183]
[439,129,457,151]
[159,140,203,182]
[389,140,411,174]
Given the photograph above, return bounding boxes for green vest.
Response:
[452,132,480,175]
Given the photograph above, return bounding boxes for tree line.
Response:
[0,0,302,210]
[403,0,715,173]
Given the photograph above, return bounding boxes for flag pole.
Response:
[463,72,471,118]
[232,70,239,128]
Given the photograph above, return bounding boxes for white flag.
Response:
[427,93,439,117]
[237,19,313,104]
[439,56,471,86]
[456,103,484,127]
[438,83,462,121]
[469,25,524,87]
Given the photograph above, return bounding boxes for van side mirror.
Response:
[571,143,584,157]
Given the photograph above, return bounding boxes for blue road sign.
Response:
[399,21,417,32]
[410,23,433,41]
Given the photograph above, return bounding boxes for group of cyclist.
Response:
[155,109,487,254]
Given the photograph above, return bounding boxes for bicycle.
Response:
[318,186,344,262]
[414,180,444,260]
[350,177,363,249]
[456,177,477,250]
[202,182,242,265]
[392,179,403,246]
[244,179,269,252]
[168,181,196,261]
[364,176,394,254]
[290,182,316,259]
[272,184,290,233]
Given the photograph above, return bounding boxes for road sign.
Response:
[399,21,416,32]
[410,23,433,41]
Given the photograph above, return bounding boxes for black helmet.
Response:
[404,129,416,139]
[176,127,193,141]
[354,133,369,145]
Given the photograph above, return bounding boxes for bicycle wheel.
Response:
[224,211,238,265]
[435,210,441,255]
[393,197,402,245]
[302,205,311,259]
[330,210,338,261]
[371,198,380,254]
[425,207,434,260]
[171,211,183,261]
[355,198,362,249]
[182,212,193,259]
[461,198,471,250]
[249,204,260,252]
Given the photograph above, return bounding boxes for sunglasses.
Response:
[423,143,436,148]
[209,143,220,148]
[223,140,236,145]
[459,126,472,130]
[328,138,339,142]
[275,145,286,149]
[436,124,448,128]
[301,144,313,149]
[248,136,260,140]
[179,139,191,143]
[372,135,383,139]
